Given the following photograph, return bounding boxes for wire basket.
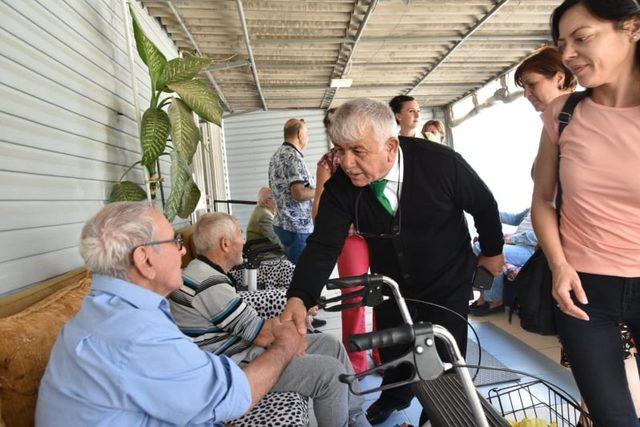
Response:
[488,380,592,427]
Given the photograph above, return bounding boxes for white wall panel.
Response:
[223,109,328,229]
[0,201,104,231]
[0,223,84,264]
[0,0,179,296]
[0,248,84,296]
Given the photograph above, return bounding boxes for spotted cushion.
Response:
[238,288,287,319]
[232,288,310,426]
[227,391,309,427]
[230,257,295,290]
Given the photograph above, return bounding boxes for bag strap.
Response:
[555,90,590,216]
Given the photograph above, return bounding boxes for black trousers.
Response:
[374,280,471,407]
[556,272,640,427]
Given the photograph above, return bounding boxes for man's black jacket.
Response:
[287,138,503,308]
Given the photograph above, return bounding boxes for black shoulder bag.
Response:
[512,91,589,336]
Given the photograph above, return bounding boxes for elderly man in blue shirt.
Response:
[35,201,306,427]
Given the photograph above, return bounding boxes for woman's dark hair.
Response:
[514,46,577,91]
[551,0,640,65]
[323,108,336,130]
[389,95,415,124]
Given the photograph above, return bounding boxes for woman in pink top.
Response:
[532,1,640,425]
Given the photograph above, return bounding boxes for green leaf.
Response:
[161,55,212,89]
[109,181,147,202]
[168,98,199,164]
[140,108,171,168]
[163,151,192,221]
[178,180,201,219]
[129,5,166,89]
[167,80,223,126]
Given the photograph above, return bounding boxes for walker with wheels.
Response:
[319,274,591,427]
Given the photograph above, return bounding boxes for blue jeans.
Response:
[273,226,310,264]
[556,273,640,427]
[473,242,535,302]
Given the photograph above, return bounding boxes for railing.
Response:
[211,199,257,211]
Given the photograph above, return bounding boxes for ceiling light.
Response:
[330,78,352,88]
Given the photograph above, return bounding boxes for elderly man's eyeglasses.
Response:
[136,234,184,251]
[354,190,402,239]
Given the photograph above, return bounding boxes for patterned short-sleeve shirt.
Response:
[268,143,315,233]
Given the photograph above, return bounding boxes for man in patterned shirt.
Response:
[268,118,315,264]
[169,212,371,427]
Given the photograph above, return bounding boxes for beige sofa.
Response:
[0,268,91,427]
[0,227,198,427]
[0,226,308,427]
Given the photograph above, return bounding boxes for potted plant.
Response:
[109,7,222,221]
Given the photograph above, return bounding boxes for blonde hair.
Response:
[422,120,445,142]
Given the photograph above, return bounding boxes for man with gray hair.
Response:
[36,201,306,427]
[246,186,282,249]
[281,98,504,424]
[170,212,371,427]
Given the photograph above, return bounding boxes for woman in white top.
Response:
[389,95,421,137]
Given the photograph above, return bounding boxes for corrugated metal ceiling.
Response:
[141,0,561,112]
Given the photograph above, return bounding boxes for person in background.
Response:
[471,208,537,316]
[389,95,421,138]
[246,187,282,250]
[35,201,305,427]
[169,212,370,427]
[312,108,378,374]
[514,45,577,113]
[268,118,315,264]
[421,119,446,144]
[532,1,640,425]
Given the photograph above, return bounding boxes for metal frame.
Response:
[165,0,233,113]
[235,0,268,110]
[123,0,152,202]
[141,0,559,112]
[320,0,379,109]
[405,0,511,96]
[206,60,251,72]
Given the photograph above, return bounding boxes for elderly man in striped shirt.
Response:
[169,212,370,427]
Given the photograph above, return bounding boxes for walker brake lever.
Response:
[318,280,385,311]
[339,323,445,396]
[321,300,365,312]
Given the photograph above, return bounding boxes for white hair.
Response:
[79,201,156,280]
[328,98,397,147]
[257,187,274,207]
[193,212,239,255]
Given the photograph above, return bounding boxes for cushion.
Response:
[0,274,91,427]
[228,391,309,427]
[177,225,196,268]
[0,399,6,427]
[238,288,288,319]
[229,257,295,290]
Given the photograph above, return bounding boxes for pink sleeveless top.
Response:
[541,94,640,277]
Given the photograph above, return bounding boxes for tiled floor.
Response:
[309,292,580,427]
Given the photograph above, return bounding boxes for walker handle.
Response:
[326,274,384,290]
[349,324,415,352]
